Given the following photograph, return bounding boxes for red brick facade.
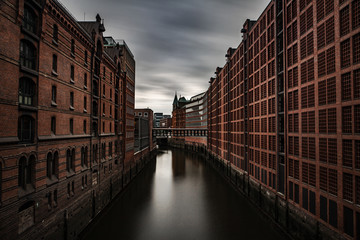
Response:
[208,0,360,238]
[0,1,137,239]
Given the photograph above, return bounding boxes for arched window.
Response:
[28,155,35,187]
[53,24,58,43]
[18,116,34,142]
[66,149,71,172]
[18,155,35,190]
[81,147,85,167]
[23,6,37,34]
[84,51,88,64]
[84,146,88,167]
[53,151,59,177]
[46,151,58,180]
[46,152,52,178]
[20,40,36,70]
[71,39,75,55]
[19,78,35,106]
[71,149,75,171]
[93,144,98,163]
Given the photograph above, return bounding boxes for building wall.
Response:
[207,0,360,238]
[0,1,137,239]
[184,92,208,145]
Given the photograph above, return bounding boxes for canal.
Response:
[81,148,288,240]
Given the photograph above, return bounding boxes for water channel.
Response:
[82,148,288,240]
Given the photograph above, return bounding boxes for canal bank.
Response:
[165,139,345,240]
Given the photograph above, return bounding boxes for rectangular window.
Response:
[355,69,360,99]
[343,173,353,201]
[84,96,87,111]
[84,73,87,88]
[70,119,73,135]
[342,72,352,101]
[51,86,57,103]
[341,39,351,68]
[70,65,74,83]
[343,106,353,133]
[326,17,334,45]
[329,200,337,228]
[320,195,327,222]
[52,55,57,73]
[340,6,350,36]
[344,206,354,237]
[302,187,308,210]
[352,0,360,30]
[353,33,360,63]
[70,92,74,108]
[83,120,86,134]
[51,116,56,134]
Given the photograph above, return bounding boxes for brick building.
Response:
[208,0,360,239]
[160,117,172,128]
[0,0,138,239]
[171,93,188,128]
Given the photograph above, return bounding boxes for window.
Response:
[18,155,35,190]
[109,142,112,157]
[70,92,74,109]
[66,149,75,172]
[23,6,37,34]
[46,152,58,179]
[70,65,74,83]
[71,39,75,56]
[103,84,105,96]
[103,103,105,115]
[81,147,85,167]
[52,55,57,74]
[84,96,87,111]
[51,85,57,105]
[19,78,35,106]
[84,51,88,65]
[53,24,58,43]
[110,106,112,117]
[20,40,36,70]
[51,116,56,134]
[18,116,34,142]
[83,120,86,134]
[110,89,112,100]
[353,0,360,30]
[70,118,73,134]
[84,73,87,88]
[103,121,105,133]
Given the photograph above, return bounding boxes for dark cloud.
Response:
[60,0,269,114]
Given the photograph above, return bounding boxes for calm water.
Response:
[82,149,287,240]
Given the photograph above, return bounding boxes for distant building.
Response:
[172,94,188,129]
[153,112,171,128]
[160,117,172,128]
[134,108,155,152]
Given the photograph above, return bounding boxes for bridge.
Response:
[153,128,208,138]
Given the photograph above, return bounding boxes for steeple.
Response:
[172,92,178,110]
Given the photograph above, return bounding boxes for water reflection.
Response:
[82,148,287,240]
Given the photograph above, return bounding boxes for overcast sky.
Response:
[60,0,269,115]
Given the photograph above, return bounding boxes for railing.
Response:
[153,128,208,138]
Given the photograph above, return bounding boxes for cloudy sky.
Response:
[60,0,269,114]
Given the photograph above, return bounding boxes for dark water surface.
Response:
[83,149,287,240]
